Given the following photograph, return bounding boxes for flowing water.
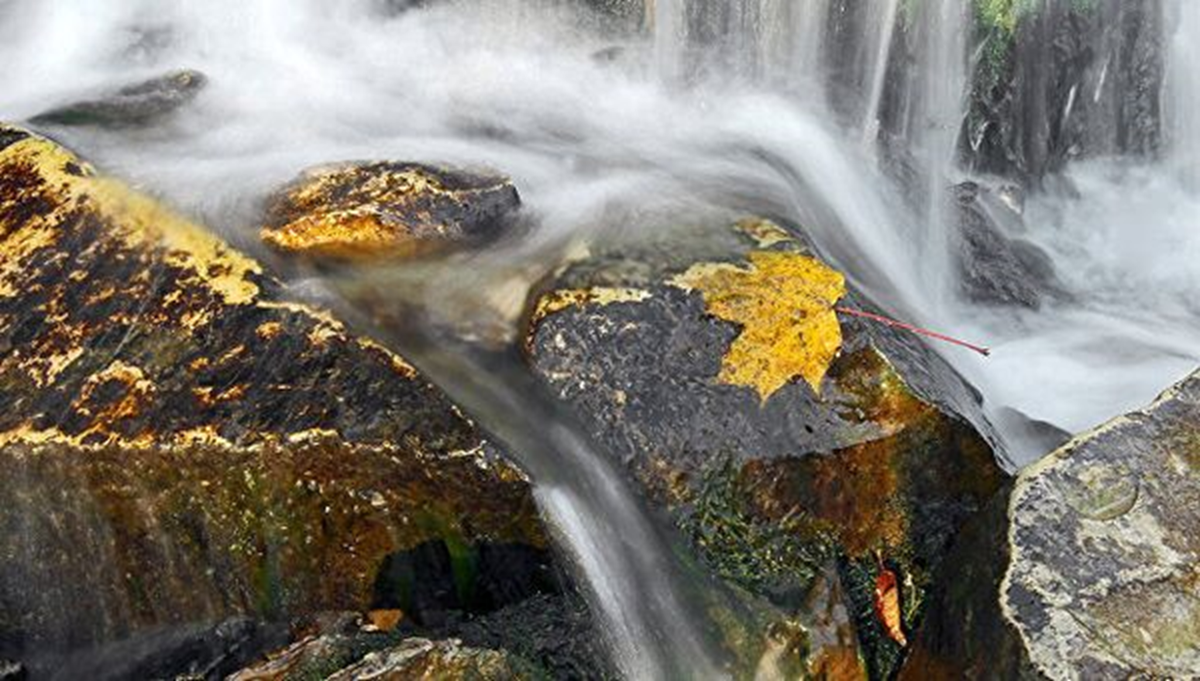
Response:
[1,0,1199,676]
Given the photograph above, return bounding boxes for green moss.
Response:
[679,457,835,604]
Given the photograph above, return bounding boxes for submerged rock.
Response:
[326,638,536,680]
[905,369,1200,679]
[954,181,1063,308]
[0,125,548,662]
[235,636,538,681]
[524,217,1009,677]
[29,69,207,130]
[260,162,521,262]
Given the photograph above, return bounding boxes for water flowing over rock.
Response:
[953,180,1063,309]
[234,635,540,681]
[524,216,1010,678]
[0,126,552,672]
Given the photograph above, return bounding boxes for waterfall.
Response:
[1167,0,1200,185]
[903,0,970,307]
[859,0,900,146]
[3,0,1200,674]
[652,0,686,82]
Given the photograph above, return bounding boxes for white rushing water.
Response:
[2,0,1200,674]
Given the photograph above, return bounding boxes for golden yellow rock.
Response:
[260,161,520,261]
[529,286,653,328]
[670,251,846,401]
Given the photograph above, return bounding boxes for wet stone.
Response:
[1000,370,1200,678]
[260,161,521,262]
[29,70,207,130]
[523,216,1009,678]
[0,125,549,664]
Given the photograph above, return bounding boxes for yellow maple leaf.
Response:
[670,250,846,402]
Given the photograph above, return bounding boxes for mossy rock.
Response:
[523,217,1009,678]
[0,125,547,659]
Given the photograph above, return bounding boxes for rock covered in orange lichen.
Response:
[523,217,1009,678]
[260,161,520,261]
[0,125,549,661]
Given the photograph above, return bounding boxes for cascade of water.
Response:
[1167,0,1200,186]
[859,0,901,145]
[902,0,970,307]
[316,299,726,679]
[652,0,687,82]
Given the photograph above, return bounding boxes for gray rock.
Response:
[954,181,1065,308]
[904,368,1200,679]
[1003,369,1200,679]
[29,69,207,129]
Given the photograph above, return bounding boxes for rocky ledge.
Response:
[0,126,561,675]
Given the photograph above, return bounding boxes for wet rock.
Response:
[46,617,288,681]
[523,217,1010,678]
[905,369,1200,679]
[0,125,547,660]
[260,162,521,262]
[29,69,207,130]
[1003,369,1200,678]
[371,541,559,627]
[0,660,25,681]
[954,181,1064,308]
[965,0,1164,185]
[230,594,600,680]
[326,638,537,680]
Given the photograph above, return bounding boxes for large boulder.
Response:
[903,369,1200,679]
[523,217,1010,678]
[0,126,549,666]
[1003,369,1200,678]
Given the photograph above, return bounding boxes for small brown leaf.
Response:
[873,567,907,647]
[366,609,404,632]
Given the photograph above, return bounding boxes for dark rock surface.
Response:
[29,70,207,130]
[964,0,1164,185]
[0,125,549,664]
[228,594,605,680]
[953,181,1064,308]
[524,217,1010,678]
[45,617,288,681]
